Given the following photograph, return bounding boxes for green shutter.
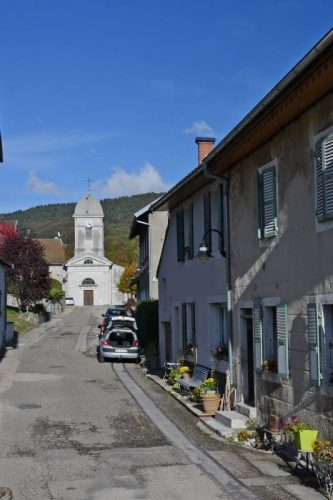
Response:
[188,204,194,260]
[262,166,277,237]
[323,134,333,220]
[217,184,225,253]
[315,138,324,221]
[204,192,212,251]
[276,304,289,379]
[182,303,187,348]
[257,171,263,239]
[307,303,322,386]
[253,304,263,372]
[176,210,185,262]
[190,302,196,345]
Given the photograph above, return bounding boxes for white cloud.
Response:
[27,171,62,195]
[97,163,172,197]
[183,120,215,136]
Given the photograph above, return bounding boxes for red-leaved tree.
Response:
[0,222,17,252]
[2,233,51,311]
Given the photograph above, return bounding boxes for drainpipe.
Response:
[202,160,234,385]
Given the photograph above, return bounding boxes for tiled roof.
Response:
[36,238,67,265]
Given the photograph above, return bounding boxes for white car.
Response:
[65,297,75,306]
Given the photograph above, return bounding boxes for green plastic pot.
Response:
[295,430,318,451]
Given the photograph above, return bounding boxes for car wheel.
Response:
[97,348,105,363]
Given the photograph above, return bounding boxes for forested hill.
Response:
[0,192,164,267]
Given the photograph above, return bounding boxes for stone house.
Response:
[36,238,67,288]
[153,29,333,437]
[129,200,168,301]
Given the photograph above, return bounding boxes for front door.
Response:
[84,290,94,306]
[164,322,172,361]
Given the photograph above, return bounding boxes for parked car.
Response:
[99,312,136,337]
[102,306,128,318]
[97,326,140,363]
[65,297,75,306]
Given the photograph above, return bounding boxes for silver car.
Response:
[97,326,140,363]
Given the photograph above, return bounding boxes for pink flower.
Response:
[291,415,298,422]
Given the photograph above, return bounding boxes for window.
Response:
[84,259,93,264]
[203,192,212,251]
[189,302,196,345]
[181,302,196,348]
[257,165,277,238]
[181,302,187,348]
[82,278,95,285]
[253,303,289,377]
[85,227,92,240]
[315,133,333,222]
[176,210,185,262]
[211,304,228,360]
[322,305,333,386]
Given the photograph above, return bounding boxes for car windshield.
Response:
[106,329,135,347]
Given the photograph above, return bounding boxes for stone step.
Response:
[215,410,248,429]
[201,417,234,438]
[235,402,257,419]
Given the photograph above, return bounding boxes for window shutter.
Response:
[188,204,194,260]
[276,304,289,379]
[315,138,324,221]
[323,134,333,220]
[182,303,187,348]
[253,304,263,372]
[262,166,277,237]
[257,171,263,239]
[204,192,212,251]
[217,184,225,254]
[176,210,185,262]
[307,303,322,386]
[190,302,196,345]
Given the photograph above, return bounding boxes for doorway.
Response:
[84,290,94,306]
[241,309,255,406]
[164,322,172,362]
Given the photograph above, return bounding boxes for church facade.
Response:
[66,192,126,306]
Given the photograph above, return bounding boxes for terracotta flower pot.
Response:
[182,373,190,380]
[201,393,221,415]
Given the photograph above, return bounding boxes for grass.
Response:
[6,307,35,333]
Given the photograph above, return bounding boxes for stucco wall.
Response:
[230,93,333,437]
[158,182,227,369]
[0,266,6,349]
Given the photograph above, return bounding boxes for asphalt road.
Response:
[0,307,320,500]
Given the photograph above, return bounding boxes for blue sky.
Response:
[0,0,332,212]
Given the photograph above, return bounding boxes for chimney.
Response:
[195,137,216,165]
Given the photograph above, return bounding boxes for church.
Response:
[65,192,126,306]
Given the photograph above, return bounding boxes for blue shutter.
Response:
[176,210,185,262]
[253,304,263,372]
[262,166,277,237]
[276,304,289,379]
[188,204,194,260]
[307,303,322,387]
[204,192,212,251]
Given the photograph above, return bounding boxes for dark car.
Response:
[99,306,129,336]
[97,327,140,363]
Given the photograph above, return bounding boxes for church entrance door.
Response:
[84,290,94,306]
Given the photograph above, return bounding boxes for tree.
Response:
[49,278,64,301]
[2,234,51,311]
[0,222,17,252]
[117,263,137,296]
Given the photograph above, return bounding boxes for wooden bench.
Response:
[178,365,209,392]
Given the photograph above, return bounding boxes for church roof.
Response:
[74,192,103,217]
[36,238,67,265]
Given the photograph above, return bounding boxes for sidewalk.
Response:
[146,370,325,499]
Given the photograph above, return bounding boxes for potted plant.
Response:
[179,365,191,380]
[200,377,221,414]
[263,359,276,372]
[210,344,228,361]
[312,438,333,497]
[282,415,318,451]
